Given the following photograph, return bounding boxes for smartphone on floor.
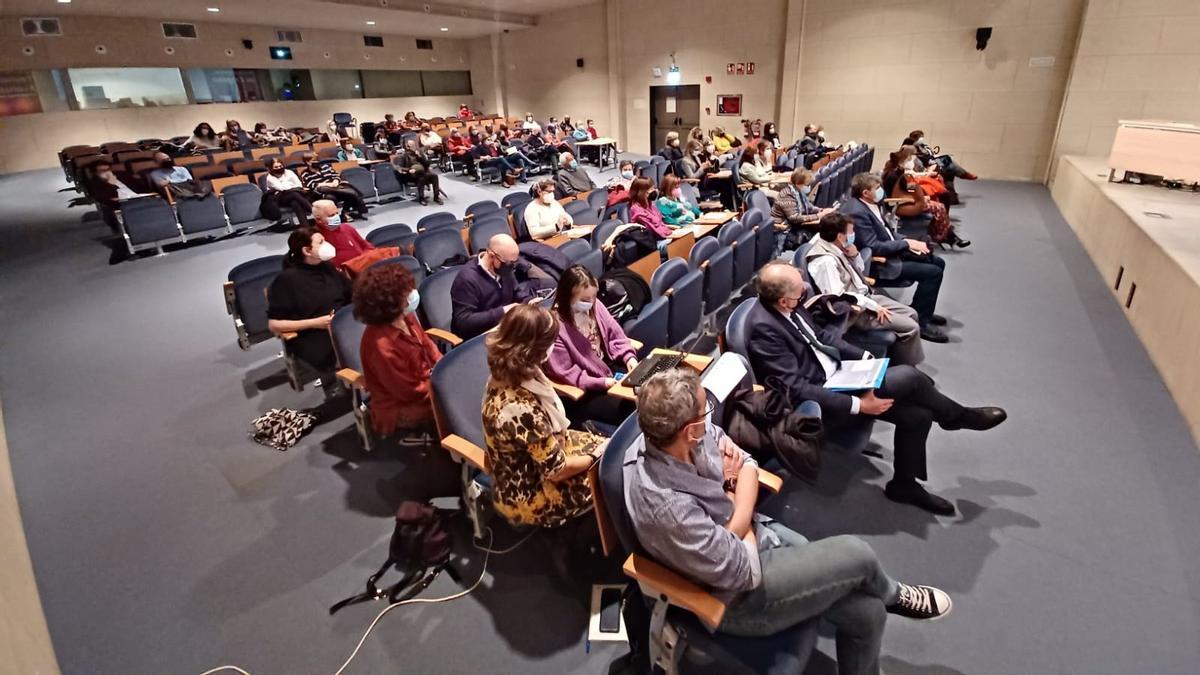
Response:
[599,587,623,633]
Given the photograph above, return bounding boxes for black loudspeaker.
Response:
[576,58,584,68]
[242,39,254,50]
[975,27,992,50]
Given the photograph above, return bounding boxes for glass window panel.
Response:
[310,69,364,101]
[360,70,423,99]
[268,69,314,101]
[67,67,187,109]
[419,70,472,97]
[187,68,240,103]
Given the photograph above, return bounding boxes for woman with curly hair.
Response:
[353,264,442,435]
[481,304,605,528]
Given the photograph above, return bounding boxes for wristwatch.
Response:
[723,477,738,493]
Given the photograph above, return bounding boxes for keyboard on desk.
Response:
[623,352,684,388]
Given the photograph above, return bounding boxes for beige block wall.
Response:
[795,0,1084,181]
[469,3,615,136]
[1051,0,1200,181]
[0,95,467,175]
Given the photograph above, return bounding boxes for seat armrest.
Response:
[279,331,298,341]
[441,434,490,472]
[757,468,783,493]
[551,381,586,401]
[751,383,764,393]
[871,256,886,264]
[337,368,365,389]
[222,281,236,316]
[425,328,463,346]
[623,554,726,630]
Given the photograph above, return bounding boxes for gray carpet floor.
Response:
[1,163,1199,675]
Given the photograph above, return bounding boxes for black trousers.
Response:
[867,365,965,482]
[266,189,313,222]
[315,184,368,216]
[404,170,441,200]
[565,391,636,428]
[896,253,944,327]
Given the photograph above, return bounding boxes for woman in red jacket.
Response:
[352,264,442,435]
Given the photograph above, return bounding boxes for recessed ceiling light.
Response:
[440,27,449,31]
[57,0,71,4]
[207,6,220,12]
[366,20,376,25]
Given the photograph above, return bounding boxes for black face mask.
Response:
[160,160,175,169]
[270,167,284,175]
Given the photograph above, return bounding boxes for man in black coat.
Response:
[744,262,1006,515]
[450,234,535,339]
[839,172,948,342]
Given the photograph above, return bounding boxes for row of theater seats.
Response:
[114,161,413,255]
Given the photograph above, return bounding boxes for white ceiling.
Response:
[1,0,594,38]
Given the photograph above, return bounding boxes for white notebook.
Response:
[824,358,889,392]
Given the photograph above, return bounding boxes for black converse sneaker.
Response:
[887,583,952,621]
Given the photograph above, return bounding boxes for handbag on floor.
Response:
[249,408,317,451]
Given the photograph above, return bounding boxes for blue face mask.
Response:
[406,289,420,314]
[845,232,855,247]
[621,170,634,180]
[799,184,812,197]
[325,214,341,229]
[872,186,886,203]
[569,160,579,170]
[572,300,593,313]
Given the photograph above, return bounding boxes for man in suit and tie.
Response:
[745,262,1006,515]
[839,172,949,343]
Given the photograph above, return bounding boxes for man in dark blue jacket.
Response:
[450,234,535,339]
[839,173,948,342]
[745,262,1005,515]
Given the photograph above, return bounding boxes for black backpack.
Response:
[598,267,651,323]
[607,227,659,268]
[329,501,456,614]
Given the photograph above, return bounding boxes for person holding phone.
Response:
[523,179,573,239]
[546,266,639,425]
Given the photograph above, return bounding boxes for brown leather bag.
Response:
[341,246,402,278]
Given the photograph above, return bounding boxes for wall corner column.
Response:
[605,0,624,151]
[777,0,807,142]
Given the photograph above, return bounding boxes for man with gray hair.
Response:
[625,368,952,673]
[310,199,374,270]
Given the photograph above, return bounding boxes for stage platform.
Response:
[1052,155,1200,443]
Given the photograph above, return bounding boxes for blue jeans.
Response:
[720,526,899,675]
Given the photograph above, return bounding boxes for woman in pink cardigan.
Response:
[546,265,639,425]
[628,176,688,259]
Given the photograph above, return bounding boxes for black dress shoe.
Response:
[885,480,956,516]
[942,406,1007,431]
[952,236,971,249]
[929,314,948,326]
[920,325,949,343]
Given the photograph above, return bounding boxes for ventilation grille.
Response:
[275,29,303,43]
[162,22,196,38]
[21,17,62,36]
[415,39,433,50]
[364,35,384,47]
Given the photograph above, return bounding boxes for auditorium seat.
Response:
[467,216,512,253]
[369,254,425,284]
[221,183,264,227]
[622,295,669,356]
[338,166,378,204]
[650,259,704,348]
[565,199,600,226]
[417,211,458,231]
[688,237,734,319]
[718,221,757,290]
[418,266,464,347]
[118,196,182,255]
[429,333,493,538]
[365,223,416,249]
[330,306,375,451]
[414,228,469,272]
[223,254,285,350]
[176,192,230,237]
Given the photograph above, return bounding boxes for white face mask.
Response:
[572,300,593,313]
[901,158,915,170]
[316,241,336,261]
[541,192,554,204]
[406,289,420,314]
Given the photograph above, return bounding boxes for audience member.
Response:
[805,213,924,365]
[266,226,352,391]
[262,157,313,219]
[655,174,700,226]
[310,199,373,270]
[559,115,576,135]
[336,139,366,163]
[546,266,638,425]
[189,122,221,150]
[300,154,369,219]
[148,152,193,193]
[626,368,954,673]
[402,111,421,130]
[521,112,542,134]
[554,152,596,197]
[524,179,573,240]
[797,124,831,155]
[903,129,976,195]
[659,131,684,164]
[711,126,740,155]
[251,122,289,146]
[763,122,781,149]
[418,124,443,155]
[745,262,1006,514]
[457,103,472,120]
[221,120,253,151]
[450,234,535,339]
[585,119,598,139]
[382,113,401,136]
[471,137,525,185]
[839,173,947,342]
[482,305,606,528]
[882,147,967,248]
[372,128,395,161]
[629,176,685,255]
[353,264,441,435]
[738,144,778,199]
[772,167,829,238]
[394,139,443,205]
[446,128,474,169]
[88,161,139,206]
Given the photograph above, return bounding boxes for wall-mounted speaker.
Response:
[576,58,584,68]
[976,27,992,50]
[242,39,254,50]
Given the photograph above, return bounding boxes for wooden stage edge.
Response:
[1051,155,1200,445]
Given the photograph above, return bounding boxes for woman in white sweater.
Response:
[523,179,573,240]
